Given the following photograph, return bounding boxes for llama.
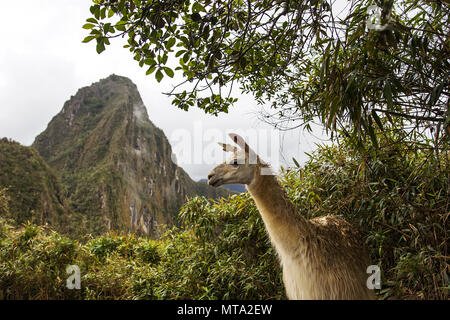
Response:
[207,133,375,300]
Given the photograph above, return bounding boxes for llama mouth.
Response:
[208,178,222,187]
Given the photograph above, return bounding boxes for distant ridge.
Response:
[198,179,246,193]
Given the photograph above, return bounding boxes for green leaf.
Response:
[116,22,127,32]
[104,23,111,33]
[371,110,384,131]
[96,39,105,54]
[383,81,393,109]
[82,23,96,30]
[164,67,174,78]
[192,2,206,13]
[100,7,106,19]
[144,58,156,66]
[161,54,168,65]
[146,65,157,75]
[155,69,164,82]
[166,37,176,49]
[367,117,378,149]
[175,50,186,58]
[239,57,248,69]
[182,52,190,63]
[82,35,96,43]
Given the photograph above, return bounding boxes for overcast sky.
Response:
[0,0,330,181]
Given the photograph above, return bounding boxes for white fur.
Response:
[208,134,375,300]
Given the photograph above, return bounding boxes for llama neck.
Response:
[246,172,311,255]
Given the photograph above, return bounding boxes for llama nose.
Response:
[208,173,214,180]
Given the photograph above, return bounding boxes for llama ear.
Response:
[228,133,258,164]
[228,133,253,153]
[228,133,247,150]
[218,142,237,152]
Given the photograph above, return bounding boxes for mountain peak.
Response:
[32,76,229,237]
[104,73,134,82]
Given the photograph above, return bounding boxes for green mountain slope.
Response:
[32,74,228,237]
[0,138,73,233]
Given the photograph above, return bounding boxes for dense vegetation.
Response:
[0,138,73,233]
[1,131,447,299]
[0,192,282,300]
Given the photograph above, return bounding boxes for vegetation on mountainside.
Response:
[1,131,447,299]
[0,188,9,217]
[0,138,74,234]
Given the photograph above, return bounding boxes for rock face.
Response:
[0,138,73,233]
[32,74,228,237]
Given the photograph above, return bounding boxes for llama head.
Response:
[207,133,265,187]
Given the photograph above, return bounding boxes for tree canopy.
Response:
[84,0,449,149]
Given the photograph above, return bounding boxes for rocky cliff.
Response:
[32,74,228,237]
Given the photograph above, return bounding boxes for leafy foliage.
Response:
[0,199,283,300]
[84,0,449,147]
[1,131,447,299]
[0,188,9,217]
[0,138,72,233]
[153,194,284,299]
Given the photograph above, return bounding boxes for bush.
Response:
[151,194,284,299]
